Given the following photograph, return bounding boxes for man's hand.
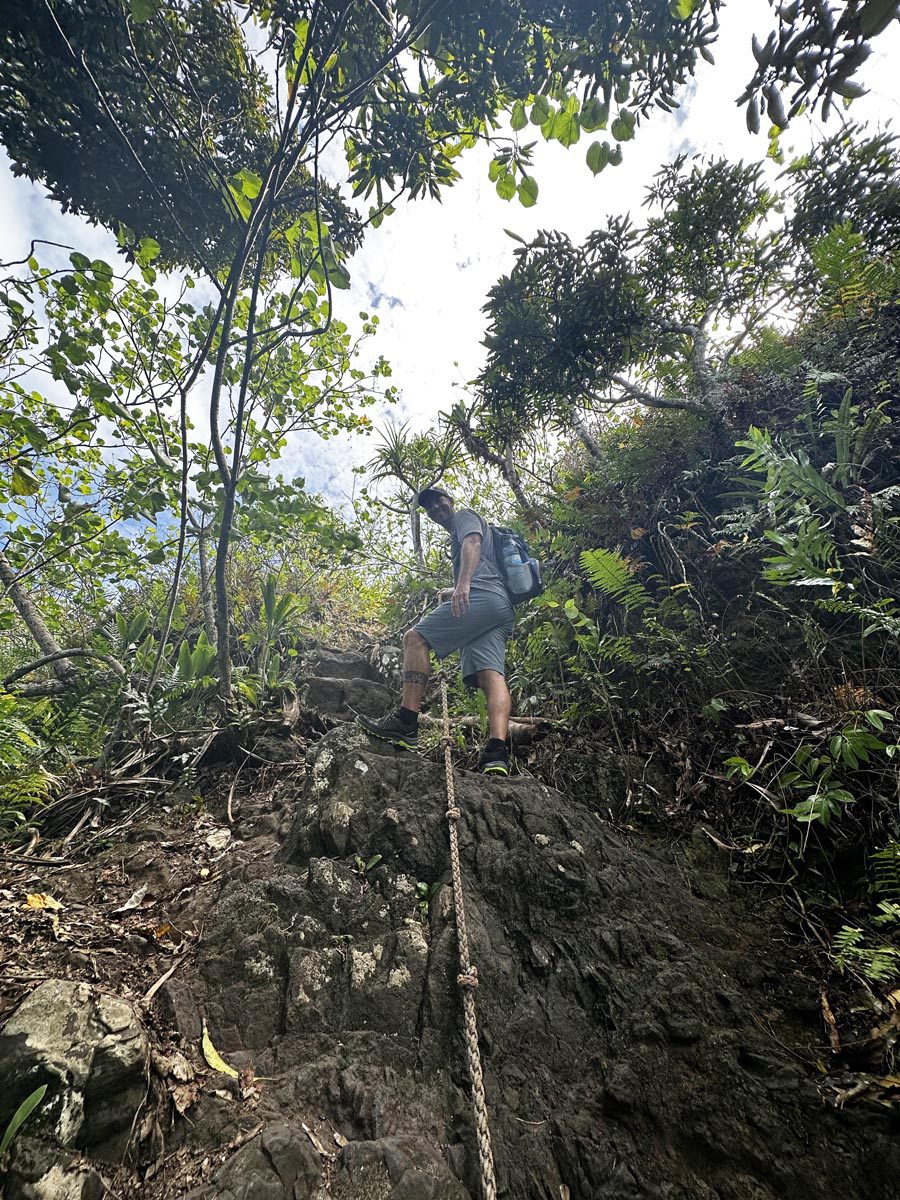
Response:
[437,587,455,603]
[451,583,470,618]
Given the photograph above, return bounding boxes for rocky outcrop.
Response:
[0,980,148,1198]
[166,724,899,1200]
[297,646,393,718]
[299,674,392,719]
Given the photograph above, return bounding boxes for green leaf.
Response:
[137,237,161,265]
[130,0,161,20]
[0,1085,47,1157]
[669,0,701,17]
[496,173,516,201]
[227,183,252,221]
[554,111,580,148]
[11,464,41,497]
[327,262,352,290]
[236,167,263,199]
[610,110,635,142]
[580,97,608,132]
[859,0,900,38]
[293,18,309,61]
[530,96,552,125]
[586,140,610,175]
[517,175,538,208]
[510,100,527,131]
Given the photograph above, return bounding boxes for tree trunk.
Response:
[0,548,76,681]
[198,525,217,648]
[501,447,542,524]
[409,501,426,573]
[452,412,541,525]
[214,484,236,700]
[569,409,604,460]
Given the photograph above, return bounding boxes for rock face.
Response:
[299,674,393,719]
[294,646,394,720]
[0,980,148,1198]
[174,725,898,1199]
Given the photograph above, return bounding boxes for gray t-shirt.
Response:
[450,510,508,600]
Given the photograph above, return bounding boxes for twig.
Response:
[143,956,185,1005]
[98,1175,126,1200]
[820,989,842,1055]
[3,648,126,689]
[1,239,74,268]
[62,806,93,846]
[226,762,245,826]
[0,852,71,865]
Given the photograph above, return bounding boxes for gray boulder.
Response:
[302,648,379,682]
[1,1137,104,1200]
[0,980,148,1166]
[299,675,393,719]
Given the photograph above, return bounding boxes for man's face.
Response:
[423,493,454,528]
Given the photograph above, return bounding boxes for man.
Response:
[358,486,514,775]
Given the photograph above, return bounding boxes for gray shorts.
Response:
[415,588,514,687]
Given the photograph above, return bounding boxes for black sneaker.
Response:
[478,744,509,776]
[357,710,419,751]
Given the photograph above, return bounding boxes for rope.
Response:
[439,674,498,1200]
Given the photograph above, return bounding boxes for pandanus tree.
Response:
[364,422,463,573]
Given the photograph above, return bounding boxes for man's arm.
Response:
[452,532,481,617]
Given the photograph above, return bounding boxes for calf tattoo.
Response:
[403,670,429,685]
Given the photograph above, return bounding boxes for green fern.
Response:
[0,693,55,840]
[580,548,650,612]
[874,843,900,897]
[814,597,900,638]
[832,848,900,985]
[738,425,846,514]
[832,923,900,985]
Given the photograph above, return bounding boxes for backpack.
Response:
[490,524,543,604]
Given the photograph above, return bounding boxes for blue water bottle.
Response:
[503,540,532,596]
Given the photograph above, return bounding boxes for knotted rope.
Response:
[439,674,497,1200]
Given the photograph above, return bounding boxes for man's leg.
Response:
[356,628,433,749]
[476,669,511,741]
[401,628,431,713]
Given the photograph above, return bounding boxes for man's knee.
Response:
[476,668,509,695]
[404,627,430,654]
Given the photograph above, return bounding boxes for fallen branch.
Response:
[3,648,126,691]
[419,713,565,743]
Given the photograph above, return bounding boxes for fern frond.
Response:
[873,843,900,898]
[580,548,649,612]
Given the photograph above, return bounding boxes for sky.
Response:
[2,1,899,511]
